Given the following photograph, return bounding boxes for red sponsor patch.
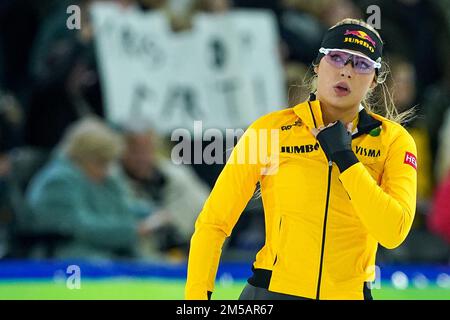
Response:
[404,152,417,170]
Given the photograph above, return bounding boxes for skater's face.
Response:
[315,49,377,111]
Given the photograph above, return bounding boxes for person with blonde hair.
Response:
[186,19,417,300]
[119,127,210,257]
[26,117,158,260]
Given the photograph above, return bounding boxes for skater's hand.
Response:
[311,121,357,172]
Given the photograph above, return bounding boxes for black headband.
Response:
[315,24,383,64]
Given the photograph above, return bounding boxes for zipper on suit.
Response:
[316,160,333,300]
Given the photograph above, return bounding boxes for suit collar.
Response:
[292,95,382,137]
[353,105,382,138]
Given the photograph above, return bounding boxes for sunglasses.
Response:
[319,48,381,74]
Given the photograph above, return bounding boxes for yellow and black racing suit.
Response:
[185,98,417,300]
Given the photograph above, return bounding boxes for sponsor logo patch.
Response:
[281,119,302,131]
[344,30,376,52]
[281,142,319,154]
[355,146,381,157]
[404,152,417,170]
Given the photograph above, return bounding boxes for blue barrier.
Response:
[0,260,449,283]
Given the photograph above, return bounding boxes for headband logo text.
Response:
[344,30,376,53]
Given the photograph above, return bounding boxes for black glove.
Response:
[316,121,358,172]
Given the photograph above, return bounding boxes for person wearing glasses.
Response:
[185,19,417,300]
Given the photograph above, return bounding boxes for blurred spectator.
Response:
[193,0,231,13]
[163,0,230,32]
[435,110,450,183]
[120,127,210,258]
[388,56,417,113]
[24,39,104,150]
[422,35,450,183]
[428,169,450,246]
[388,56,433,204]
[354,0,449,106]
[24,0,105,150]
[271,0,362,64]
[318,0,363,27]
[0,90,23,257]
[0,90,23,151]
[137,0,167,10]
[376,54,448,264]
[25,118,162,260]
[233,0,325,64]
[278,9,325,64]
[137,0,200,32]
[0,0,41,95]
[0,152,12,258]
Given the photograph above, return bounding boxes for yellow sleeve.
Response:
[185,120,268,299]
[339,130,417,249]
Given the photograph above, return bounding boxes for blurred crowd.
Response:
[0,0,449,263]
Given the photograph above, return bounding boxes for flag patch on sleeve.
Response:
[404,152,417,170]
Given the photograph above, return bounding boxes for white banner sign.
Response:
[91,3,286,134]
